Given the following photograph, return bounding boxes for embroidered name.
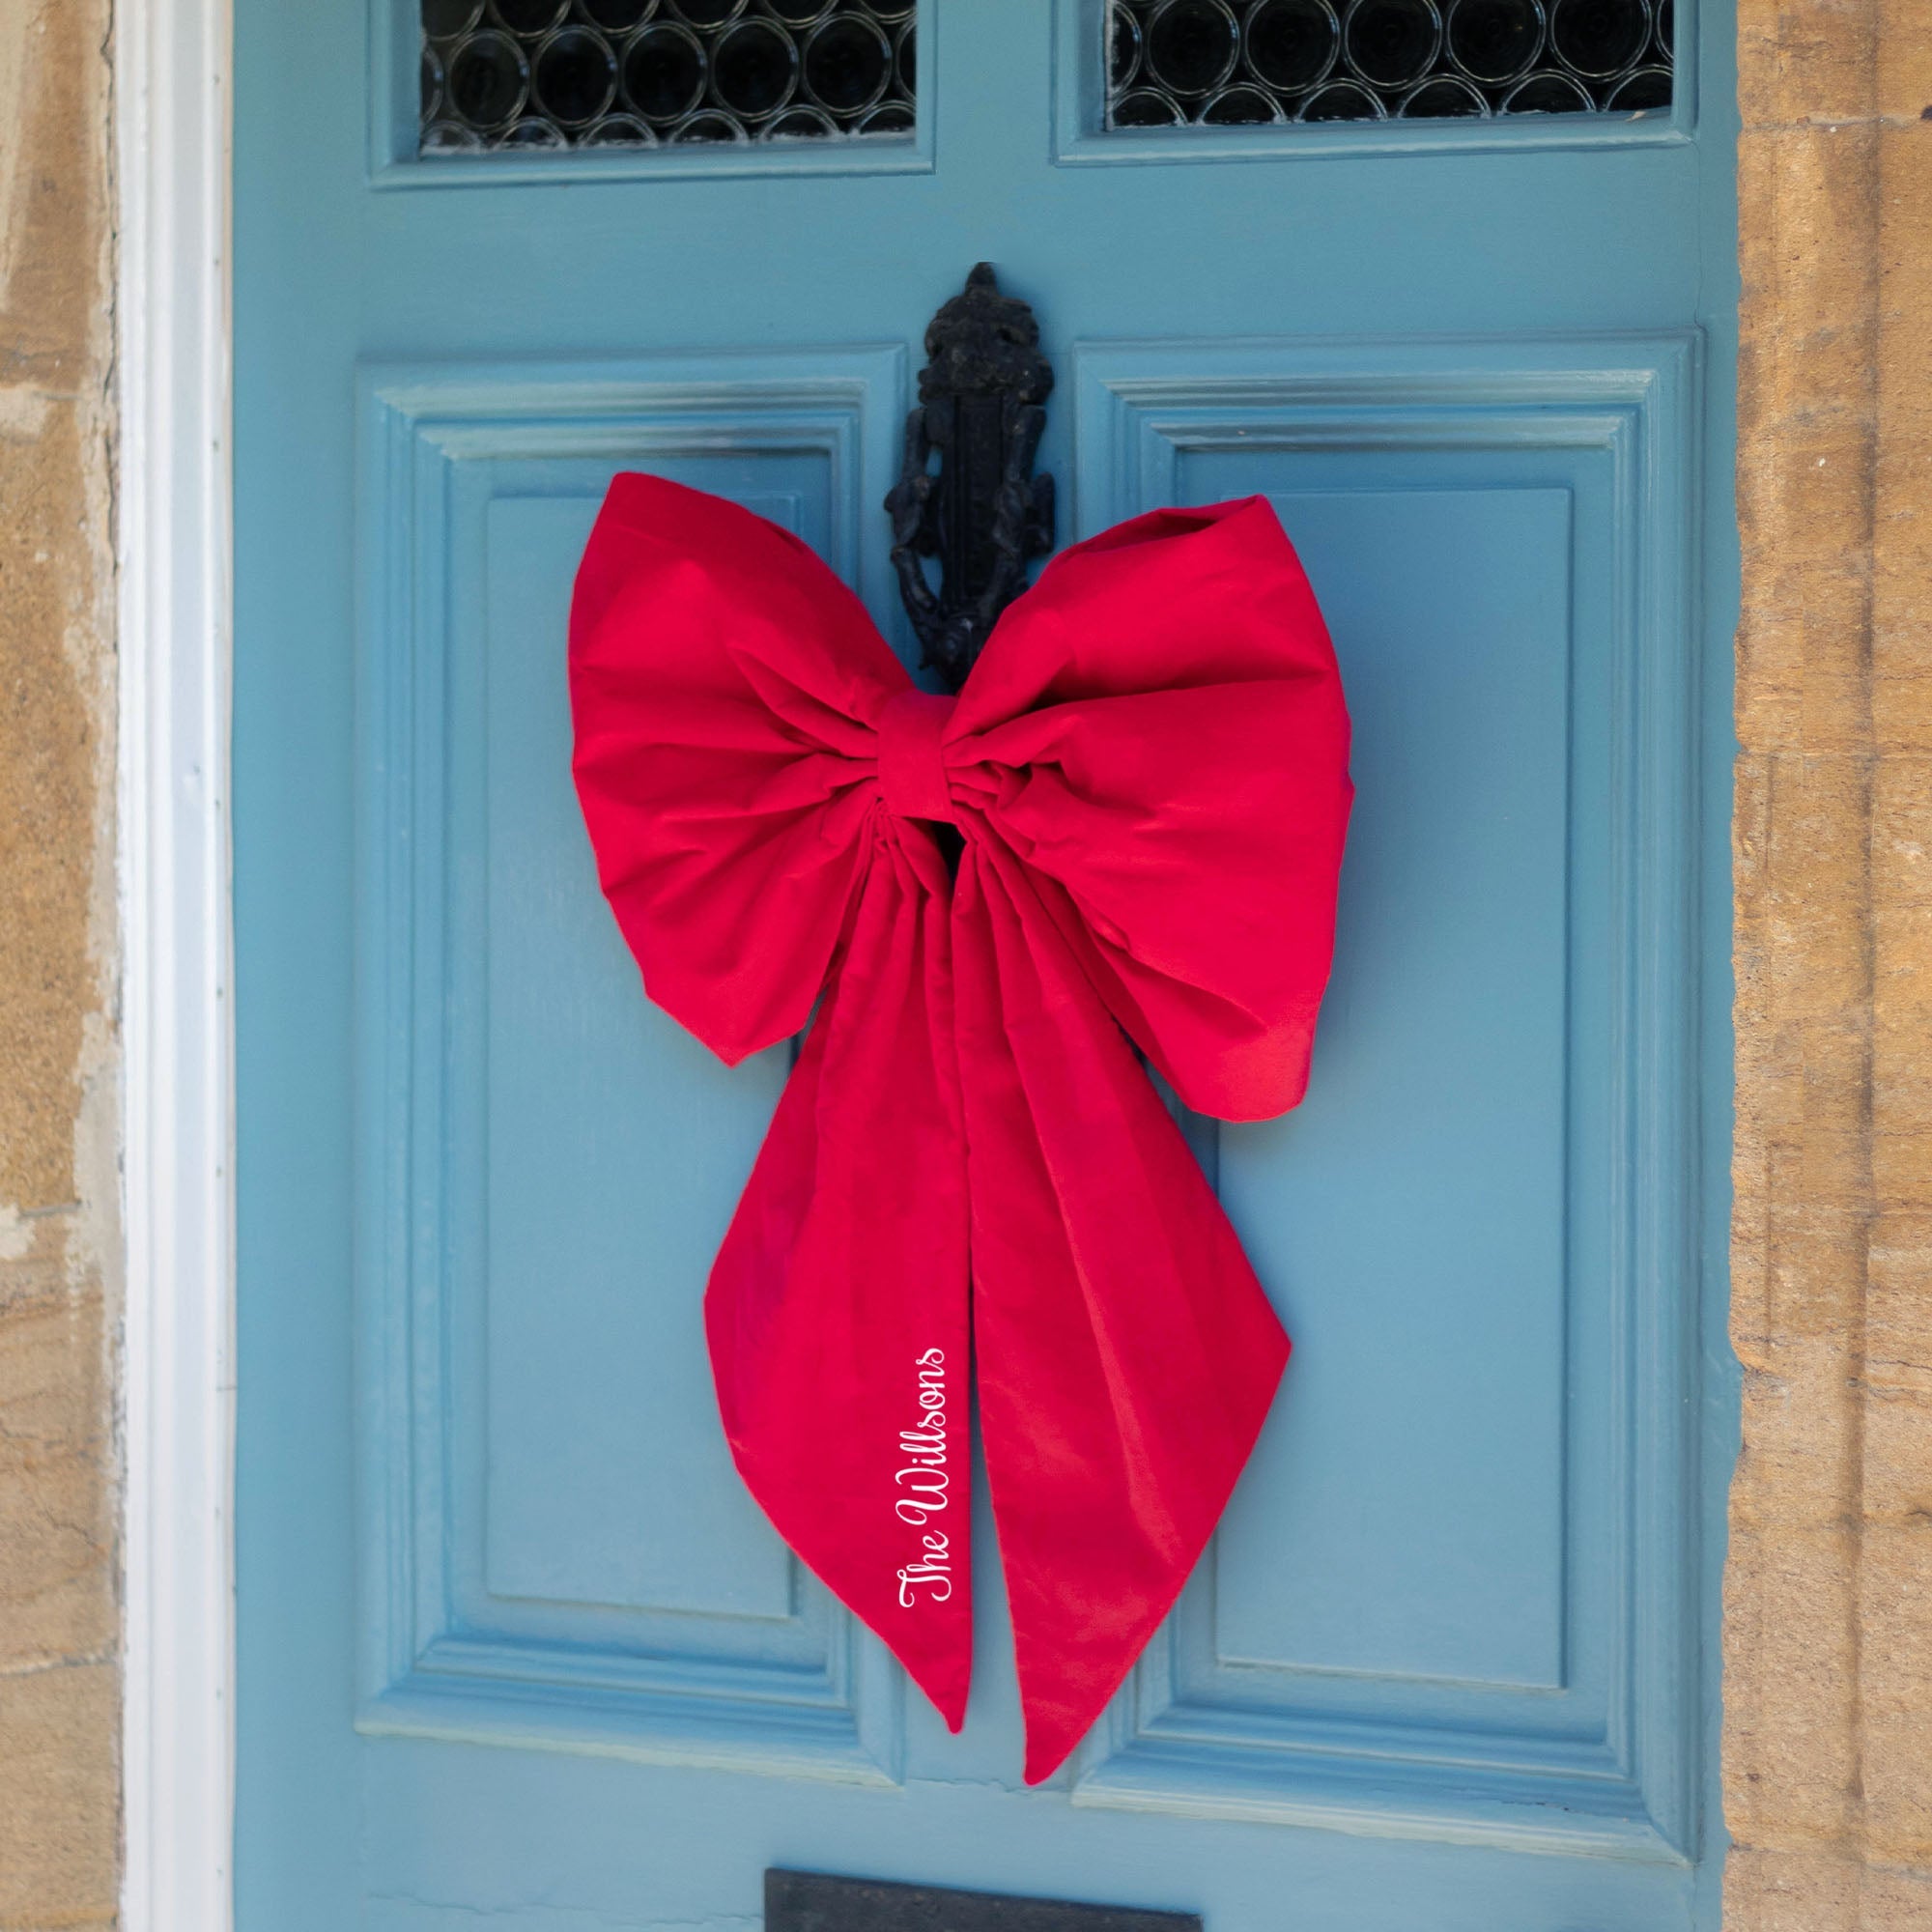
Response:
[895,1346,952,1605]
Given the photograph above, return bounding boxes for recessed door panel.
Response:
[1060,337,1700,1857]
[351,356,906,1779]
[1210,482,1573,1696]
[482,491,796,1626]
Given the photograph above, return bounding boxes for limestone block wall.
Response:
[0,0,121,1927]
[1727,1,1932,1924]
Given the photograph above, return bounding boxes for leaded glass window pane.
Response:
[1106,0,1673,129]
[420,0,916,156]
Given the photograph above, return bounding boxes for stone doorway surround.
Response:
[0,2,1928,1928]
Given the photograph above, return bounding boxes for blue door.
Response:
[234,4,1736,1927]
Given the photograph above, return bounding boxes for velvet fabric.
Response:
[569,475,1352,1780]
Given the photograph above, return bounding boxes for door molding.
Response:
[116,0,237,1927]
[1068,333,1705,1863]
[351,355,910,1786]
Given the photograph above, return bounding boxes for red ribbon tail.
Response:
[956,842,1291,1783]
[704,838,974,1736]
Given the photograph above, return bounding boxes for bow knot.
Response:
[877,688,958,823]
[569,475,1352,1784]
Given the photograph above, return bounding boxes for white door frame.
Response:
[116,0,237,1927]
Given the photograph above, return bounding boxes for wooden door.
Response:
[233,3,1736,1925]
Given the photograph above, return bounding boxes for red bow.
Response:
[570,476,1352,1781]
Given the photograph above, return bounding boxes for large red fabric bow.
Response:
[569,475,1352,1781]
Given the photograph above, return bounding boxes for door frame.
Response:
[116,0,237,1927]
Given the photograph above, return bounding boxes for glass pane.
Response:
[420,0,916,156]
[1105,0,1672,129]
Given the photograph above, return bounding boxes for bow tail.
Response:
[704,833,974,1732]
[953,841,1292,1785]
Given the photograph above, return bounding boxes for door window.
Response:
[420,0,916,154]
[1107,0,1671,128]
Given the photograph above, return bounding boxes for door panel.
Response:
[236,2,1736,1926]
[1063,335,1703,1858]
[1212,484,1574,1696]
[484,493,793,1628]
[354,356,907,1781]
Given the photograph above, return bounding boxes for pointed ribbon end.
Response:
[903,1654,971,1738]
[1022,1730,1079,1786]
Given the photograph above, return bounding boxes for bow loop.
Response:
[569,474,916,1065]
[952,498,1352,1117]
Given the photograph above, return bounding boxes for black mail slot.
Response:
[766,1870,1202,1932]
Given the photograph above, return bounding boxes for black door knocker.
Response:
[885,263,1057,693]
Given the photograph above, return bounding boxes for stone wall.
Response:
[0,0,121,1927]
[1727,0,1932,1924]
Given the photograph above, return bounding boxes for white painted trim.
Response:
[116,0,237,1927]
